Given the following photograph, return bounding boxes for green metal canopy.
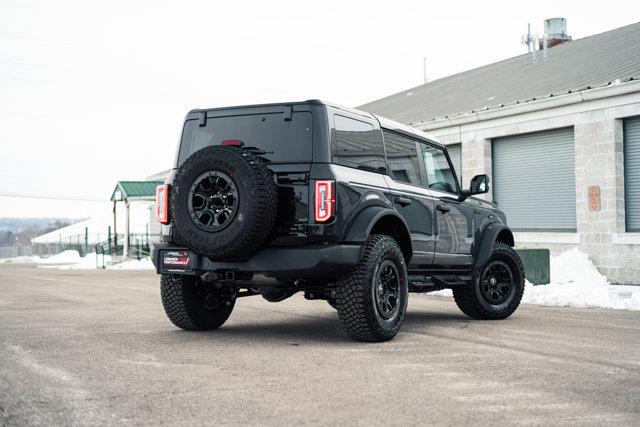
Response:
[111,181,163,202]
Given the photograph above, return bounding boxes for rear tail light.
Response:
[155,185,169,224]
[314,180,335,223]
[221,140,244,147]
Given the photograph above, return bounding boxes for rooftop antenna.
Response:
[423,57,427,84]
[521,23,534,53]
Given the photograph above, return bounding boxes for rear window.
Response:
[177,112,313,165]
[332,115,386,173]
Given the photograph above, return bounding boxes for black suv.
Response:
[152,100,525,342]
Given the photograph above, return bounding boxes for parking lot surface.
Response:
[1,264,639,425]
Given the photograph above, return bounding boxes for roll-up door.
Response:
[624,116,640,232]
[492,127,576,232]
[447,143,462,183]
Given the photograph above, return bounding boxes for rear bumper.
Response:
[152,244,361,278]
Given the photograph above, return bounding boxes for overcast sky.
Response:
[1,0,638,218]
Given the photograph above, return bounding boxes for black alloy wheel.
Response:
[374,260,401,319]
[188,171,239,232]
[452,242,525,320]
[479,260,514,305]
[335,235,408,342]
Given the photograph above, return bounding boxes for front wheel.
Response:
[160,274,236,330]
[453,242,525,320]
[335,235,408,342]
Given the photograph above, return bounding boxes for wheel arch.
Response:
[344,207,413,263]
[474,222,514,267]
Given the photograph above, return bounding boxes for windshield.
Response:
[177,112,313,165]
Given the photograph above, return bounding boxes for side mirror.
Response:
[462,174,489,197]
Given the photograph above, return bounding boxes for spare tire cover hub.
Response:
[188,171,238,232]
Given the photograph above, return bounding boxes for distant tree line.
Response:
[0,219,74,245]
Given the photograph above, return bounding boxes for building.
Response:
[359,21,640,284]
[30,180,162,259]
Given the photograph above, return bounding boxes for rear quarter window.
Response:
[331,115,386,173]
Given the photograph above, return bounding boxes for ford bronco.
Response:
[152,100,525,342]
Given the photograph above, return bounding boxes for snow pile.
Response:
[2,250,151,270]
[1,249,80,264]
[36,253,151,270]
[0,254,43,263]
[107,257,154,270]
[55,252,111,270]
[38,250,82,264]
[522,248,640,311]
[430,248,640,311]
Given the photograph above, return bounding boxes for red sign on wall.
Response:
[588,185,601,211]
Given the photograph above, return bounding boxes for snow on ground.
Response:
[0,250,152,269]
[0,254,43,263]
[431,248,640,311]
[106,258,154,270]
[57,252,112,270]
[42,253,152,270]
[0,249,81,264]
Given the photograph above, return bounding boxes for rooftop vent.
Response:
[539,18,572,49]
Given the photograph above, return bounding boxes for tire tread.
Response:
[160,274,234,331]
[453,242,525,320]
[335,235,407,342]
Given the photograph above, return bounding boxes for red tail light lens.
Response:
[221,140,244,147]
[155,185,169,224]
[314,180,335,223]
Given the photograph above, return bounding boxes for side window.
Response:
[382,130,421,186]
[420,143,459,193]
[332,115,386,173]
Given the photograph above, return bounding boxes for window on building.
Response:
[420,143,459,193]
[332,115,386,173]
[624,116,640,232]
[382,130,421,186]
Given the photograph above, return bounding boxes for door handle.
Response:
[436,204,451,213]
[394,196,412,206]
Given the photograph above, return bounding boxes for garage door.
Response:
[447,143,462,183]
[492,128,576,232]
[625,116,640,232]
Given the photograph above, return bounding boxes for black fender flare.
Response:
[473,222,514,268]
[344,206,412,259]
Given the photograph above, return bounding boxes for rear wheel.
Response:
[160,274,236,330]
[335,235,408,342]
[453,242,524,320]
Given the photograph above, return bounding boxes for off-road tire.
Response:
[335,235,408,342]
[170,146,277,260]
[160,274,235,331]
[453,242,525,320]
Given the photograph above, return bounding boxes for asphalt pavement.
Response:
[1,264,639,426]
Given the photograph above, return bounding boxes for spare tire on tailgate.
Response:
[170,146,277,260]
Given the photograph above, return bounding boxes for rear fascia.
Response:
[163,102,333,246]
